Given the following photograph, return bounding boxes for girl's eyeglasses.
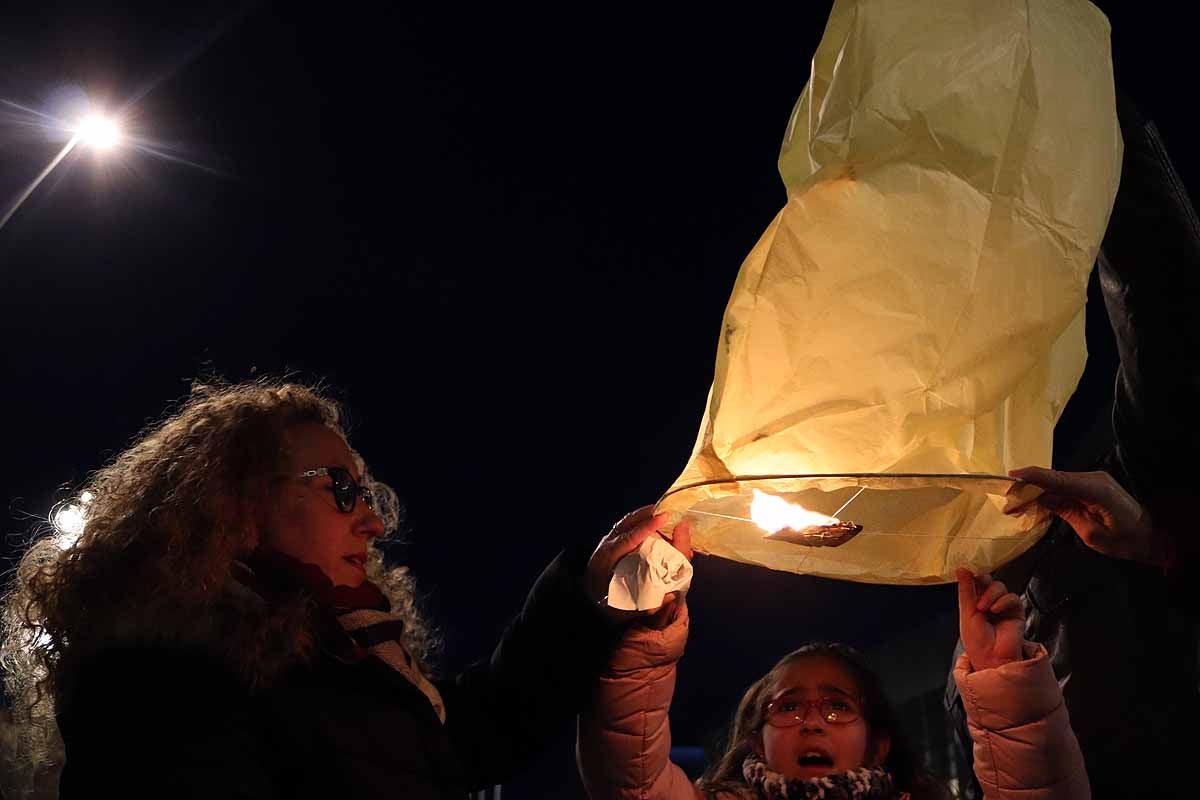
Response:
[763,694,863,727]
[297,467,375,514]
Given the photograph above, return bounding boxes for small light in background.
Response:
[51,496,90,549]
[52,504,85,536]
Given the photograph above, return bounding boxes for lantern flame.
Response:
[750,489,843,535]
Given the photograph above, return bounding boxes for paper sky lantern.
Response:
[658,0,1122,584]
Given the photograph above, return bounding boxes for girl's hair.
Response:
[0,378,437,794]
[697,643,950,800]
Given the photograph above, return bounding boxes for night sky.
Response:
[2,2,1195,795]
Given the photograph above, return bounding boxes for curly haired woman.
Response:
[2,379,663,799]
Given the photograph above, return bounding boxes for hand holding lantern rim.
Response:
[1006,466,1165,566]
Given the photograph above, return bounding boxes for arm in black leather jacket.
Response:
[1098,91,1200,604]
[945,91,1200,799]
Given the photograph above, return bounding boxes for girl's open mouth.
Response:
[797,751,834,768]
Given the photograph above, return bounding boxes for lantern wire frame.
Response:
[654,473,1050,585]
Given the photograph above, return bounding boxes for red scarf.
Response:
[244,550,390,612]
[237,550,443,720]
[236,550,392,663]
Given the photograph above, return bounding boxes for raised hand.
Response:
[956,569,1025,671]
[584,506,668,606]
[585,508,693,626]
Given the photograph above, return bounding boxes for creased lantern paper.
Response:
[657,0,1122,585]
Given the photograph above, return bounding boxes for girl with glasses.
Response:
[2,379,665,799]
[578,532,1090,800]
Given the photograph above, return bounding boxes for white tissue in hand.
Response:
[607,536,693,611]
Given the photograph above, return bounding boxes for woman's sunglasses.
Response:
[296,466,375,514]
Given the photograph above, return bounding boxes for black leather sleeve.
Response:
[1098,90,1200,602]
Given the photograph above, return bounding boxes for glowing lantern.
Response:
[657,0,1122,584]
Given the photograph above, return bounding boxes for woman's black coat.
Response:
[56,549,618,799]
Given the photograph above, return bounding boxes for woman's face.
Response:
[259,422,384,587]
[757,655,888,780]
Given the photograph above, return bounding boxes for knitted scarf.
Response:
[338,607,445,723]
[241,551,446,723]
[742,753,904,800]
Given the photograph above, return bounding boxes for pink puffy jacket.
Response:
[577,602,1089,800]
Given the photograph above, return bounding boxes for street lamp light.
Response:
[2,90,217,236]
[74,113,122,150]
[0,104,125,232]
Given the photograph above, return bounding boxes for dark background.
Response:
[1,3,1194,796]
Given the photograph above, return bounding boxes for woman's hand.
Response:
[956,569,1025,671]
[584,506,692,625]
[1008,466,1165,566]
